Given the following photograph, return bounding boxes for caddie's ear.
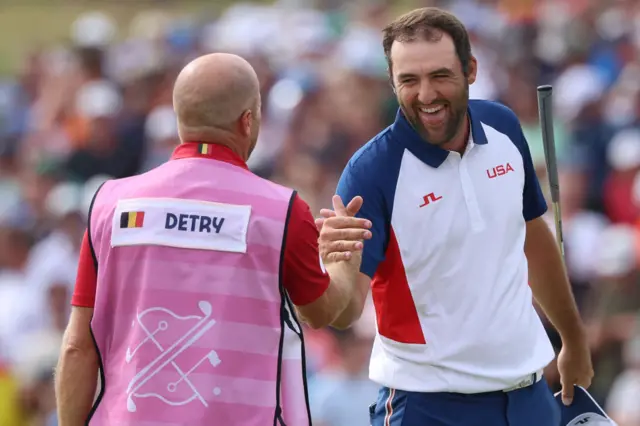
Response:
[238,109,252,137]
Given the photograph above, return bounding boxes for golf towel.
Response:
[555,386,618,425]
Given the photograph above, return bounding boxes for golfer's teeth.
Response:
[420,106,443,114]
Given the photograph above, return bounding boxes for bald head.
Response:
[173,53,261,151]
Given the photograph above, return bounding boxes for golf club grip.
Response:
[536,85,560,203]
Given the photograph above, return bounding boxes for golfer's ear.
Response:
[387,69,396,94]
[467,56,478,85]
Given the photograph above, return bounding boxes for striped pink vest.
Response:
[87,143,311,425]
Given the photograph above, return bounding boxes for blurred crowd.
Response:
[1,0,640,425]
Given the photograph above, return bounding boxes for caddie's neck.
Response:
[180,126,249,161]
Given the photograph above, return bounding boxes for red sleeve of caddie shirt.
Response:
[282,194,331,306]
[71,230,98,308]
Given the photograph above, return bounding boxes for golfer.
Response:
[54,53,372,426]
[315,7,593,426]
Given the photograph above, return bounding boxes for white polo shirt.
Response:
[336,100,555,393]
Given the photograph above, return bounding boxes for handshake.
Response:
[315,195,372,271]
[292,194,373,330]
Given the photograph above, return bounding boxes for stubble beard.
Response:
[400,83,469,147]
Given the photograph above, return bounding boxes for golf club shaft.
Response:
[536,85,565,259]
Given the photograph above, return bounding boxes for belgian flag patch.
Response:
[120,211,145,228]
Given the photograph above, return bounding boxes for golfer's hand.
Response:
[317,195,371,264]
[557,338,594,406]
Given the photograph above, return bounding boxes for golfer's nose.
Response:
[418,79,438,105]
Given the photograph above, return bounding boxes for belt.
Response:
[502,369,544,392]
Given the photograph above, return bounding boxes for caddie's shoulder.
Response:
[249,173,296,200]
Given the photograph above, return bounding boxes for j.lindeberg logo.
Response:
[419,192,443,208]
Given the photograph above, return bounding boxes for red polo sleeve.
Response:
[71,230,98,308]
[282,194,330,306]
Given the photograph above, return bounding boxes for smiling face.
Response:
[390,32,477,147]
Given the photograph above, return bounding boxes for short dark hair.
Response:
[382,7,472,76]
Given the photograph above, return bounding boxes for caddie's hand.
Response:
[317,195,371,264]
[314,208,337,231]
[557,336,594,406]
